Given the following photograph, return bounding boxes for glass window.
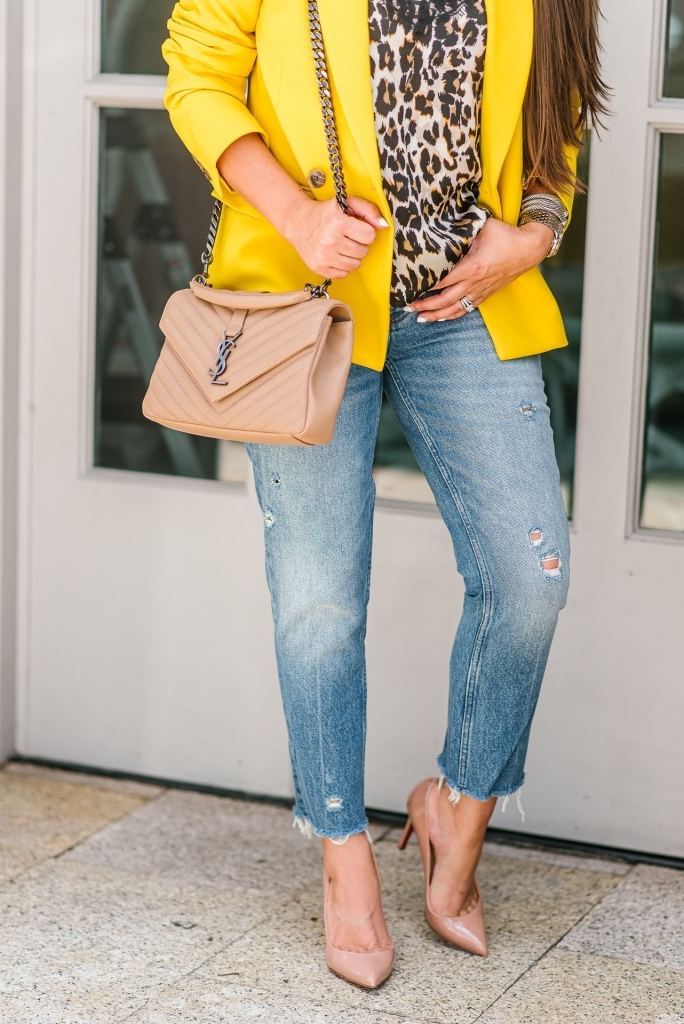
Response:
[374,141,590,513]
[640,133,684,532]
[94,107,247,482]
[101,0,175,75]
[664,0,684,98]
[374,401,435,504]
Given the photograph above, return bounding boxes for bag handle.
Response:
[193,0,348,291]
[307,0,348,215]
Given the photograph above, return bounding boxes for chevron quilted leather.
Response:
[143,281,354,446]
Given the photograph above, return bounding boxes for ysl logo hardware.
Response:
[208,327,242,385]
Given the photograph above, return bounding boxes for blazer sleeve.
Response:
[558,93,584,221]
[163,0,265,202]
[560,137,580,221]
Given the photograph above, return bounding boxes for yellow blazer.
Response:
[164,0,577,370]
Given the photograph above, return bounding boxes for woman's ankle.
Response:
[433,785,496,840]
[322,831,375,879]
[426,786,495,916]
[322,833,392,953]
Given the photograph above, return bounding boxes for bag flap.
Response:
[160,289,331,404]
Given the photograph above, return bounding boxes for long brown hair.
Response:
[524,0,610,194]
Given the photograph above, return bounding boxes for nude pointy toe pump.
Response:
[399,777,488,957]
[323,844,395,989]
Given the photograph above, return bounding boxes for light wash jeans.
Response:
[247,309,570,839]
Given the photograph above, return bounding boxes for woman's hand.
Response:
[282,195,388,280]
[217,134,387,280]
[410,217,554,322]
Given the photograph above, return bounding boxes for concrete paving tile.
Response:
[560,864,684,969]
[0,859,278,1024]
[384,826,418,846]
[0,767,149,882]
[194,840,621,1023]
[480,840,631,875]
[4,761,164,797]
[367,824,391,842]
[65,790,322,898]
[128,978,418,1023]
[478,949,684,1024]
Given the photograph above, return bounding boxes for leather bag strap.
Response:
[193,0,348,289]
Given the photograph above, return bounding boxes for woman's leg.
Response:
[246,364,391,951]
[384,308,570,914]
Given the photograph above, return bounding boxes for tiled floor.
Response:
[1,762,683,1023]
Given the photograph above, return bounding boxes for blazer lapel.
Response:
[317,0,383,192]
[275,0,532,215]
[480,0,534,213]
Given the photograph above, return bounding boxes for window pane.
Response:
[101,0,174,75]
[640,134,684,531]
[664,0,684,98]
[374,141,590,512]
[94,108,247,482]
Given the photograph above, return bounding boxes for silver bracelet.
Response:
[518,194,569,258]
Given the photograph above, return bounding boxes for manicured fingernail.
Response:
[438,318,446,321]
[416,316,427,323]
[378,218,389,227]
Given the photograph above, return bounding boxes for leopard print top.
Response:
[369,0,488,306]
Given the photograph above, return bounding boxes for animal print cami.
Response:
[369,0,488,307]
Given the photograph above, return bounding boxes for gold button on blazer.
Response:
[163,0,578,370]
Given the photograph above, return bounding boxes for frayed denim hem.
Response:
[292,814,371,844]
[436,763,527,821]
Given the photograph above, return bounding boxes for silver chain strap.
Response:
[307,0,348,214]
[193,0,348,288]
[194,198,223,285]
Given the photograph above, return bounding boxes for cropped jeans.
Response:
[247,309,570,840]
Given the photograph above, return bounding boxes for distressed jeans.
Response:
[247,309,570,839]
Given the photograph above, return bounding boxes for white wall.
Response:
[0,0,22,762]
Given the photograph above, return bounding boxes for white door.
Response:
[13,0,684,855]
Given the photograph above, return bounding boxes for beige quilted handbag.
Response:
[143,0,354,447]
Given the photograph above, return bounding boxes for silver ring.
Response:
[460,296,476,314]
